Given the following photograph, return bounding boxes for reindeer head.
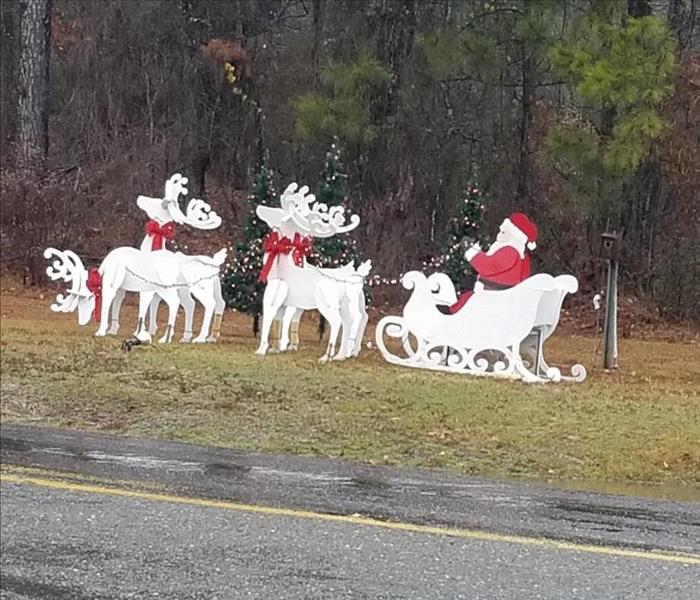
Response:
[137,173,222,230]
[256,182,360,239]
[44,248,95,325]
[427,272,458,306]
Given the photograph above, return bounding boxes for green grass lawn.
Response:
[1,291,699,490]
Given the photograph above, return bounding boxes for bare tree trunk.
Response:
[668,0,697,52]
[516,53,533,210]
[627,0,652,18]
[17,0,51,173]
[175,0,210,196]
[311,0,323,83]
[0,1,20,155]
[373,0,416,122]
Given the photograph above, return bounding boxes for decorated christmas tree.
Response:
[425,183,487,292]
[307,143,362,336]
[308,143,361,269]
[221,162,275,334]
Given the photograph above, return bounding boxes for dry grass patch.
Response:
[1,286,699,491]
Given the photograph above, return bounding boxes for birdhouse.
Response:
[601,231,622,261]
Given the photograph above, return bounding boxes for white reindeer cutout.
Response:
[44,246,226,343]
[105,174,224,341]
[255,183,371,362]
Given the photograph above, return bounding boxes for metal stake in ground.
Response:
[601,231,622,370]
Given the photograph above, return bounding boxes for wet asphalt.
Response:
[1,424,699,599]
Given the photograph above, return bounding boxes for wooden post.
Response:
[601,232,621,369]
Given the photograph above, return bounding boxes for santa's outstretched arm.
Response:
[469,246,520,278]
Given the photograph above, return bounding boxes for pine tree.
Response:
[307,143,362,336]
[221,162,275,334]
[425,183,487,293]
[308,143,361,270]
[546,7,676,217]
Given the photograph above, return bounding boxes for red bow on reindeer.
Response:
[145,220,176,250]
[86,268,102,323]
[258,232,313,283]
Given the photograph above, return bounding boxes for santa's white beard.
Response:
[486,240,525,257]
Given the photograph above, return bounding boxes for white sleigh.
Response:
[375,272,587,383]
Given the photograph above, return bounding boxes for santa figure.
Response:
[446,212,538,314]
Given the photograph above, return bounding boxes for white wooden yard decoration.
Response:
[255,183,371,362]
[375,272,586,383]
[375,212,586,383]
[44,244,227,344]
[105,173,225,342]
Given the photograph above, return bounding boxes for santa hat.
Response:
[503,212,538,251]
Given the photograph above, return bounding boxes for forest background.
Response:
[1,0,698,323]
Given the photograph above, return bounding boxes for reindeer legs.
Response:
[279,306,298,352]
[256,280,288,356]
[347,288,369,357]
[177,289,195,343]
[335,298,352,361]
[317,307,342,363]
[315,284,342,363]
[95,287,116,337]
[107,289,125,335]
[147,296,161,336]
[354,302,369,357]
[96,263,126,336]
[136,291,156,341]
[191,284,216,343]
[206,277,225,342]
[157,289,180,343]
[287,308,303,351]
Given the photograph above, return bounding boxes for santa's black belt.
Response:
[479,279,513,291]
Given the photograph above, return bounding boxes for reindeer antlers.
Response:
[44,248,90,313]
[279,182,360,238]
[185,198,222,230]
[306,204,360,236]
[164,173,188,202]
[158,173,221,229]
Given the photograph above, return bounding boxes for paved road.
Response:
[1,424,699,599]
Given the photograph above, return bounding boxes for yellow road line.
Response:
[1,466,699,566]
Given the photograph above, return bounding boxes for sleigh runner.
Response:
[375,272,586,383]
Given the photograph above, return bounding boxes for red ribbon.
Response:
[258,232,313,283]
[290,232,313,266]
[86,268,102,323]
[145,220,175,250]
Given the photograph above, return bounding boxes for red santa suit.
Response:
[447,213,537,314]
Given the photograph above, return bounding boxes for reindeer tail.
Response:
[212,248,227,266]
[192,248,227,268]
[356,259,372,278]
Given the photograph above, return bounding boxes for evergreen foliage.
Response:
[425,183,487,292]
[308,143,361,270]
[293,52,391,145]
[546,7,677,206]
[419,0,559,80]
[221,162,275,332]
[419,28,500,79]
[307,143,363,337]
